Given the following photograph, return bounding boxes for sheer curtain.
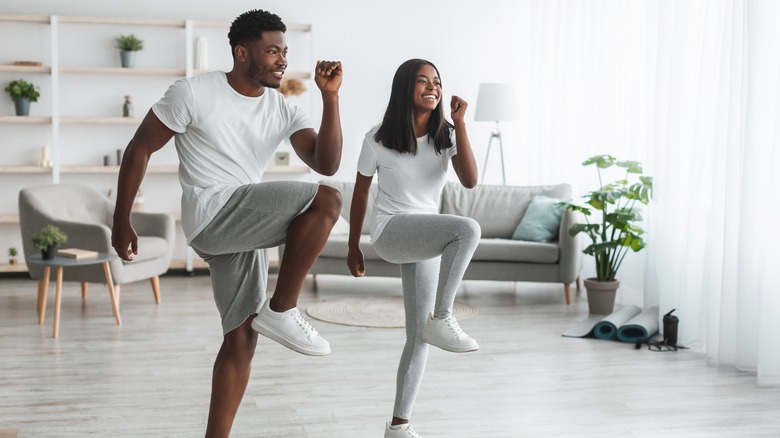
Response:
[644,0,780,385]
[517,0,780,384]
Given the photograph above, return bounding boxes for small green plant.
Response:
[8,247,17,257]
[32,225,68,251]
[116,34,144,51]
[561,155,653,282]
[4,79,40,102]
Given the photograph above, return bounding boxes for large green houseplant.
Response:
[5,79,40,116]
[562,155,653,314]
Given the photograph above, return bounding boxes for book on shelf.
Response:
[56,248,99,259]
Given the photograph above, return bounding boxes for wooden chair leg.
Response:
[563,283,572,305]
[53,267,64,338]
[576,275,582,293]
[81,282,88,300]
[102,262,121,325]
[312,274,318,292]
[38,266,51,325]
[150,276,161,304]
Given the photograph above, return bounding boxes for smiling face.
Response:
[239,30,288,89]
[412,64,442,113]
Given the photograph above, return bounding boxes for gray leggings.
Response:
[372,213,481,419]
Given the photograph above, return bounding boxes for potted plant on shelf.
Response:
[116,34,144,68]
[562,155,653,315]
[32,224,68,260]
[8,247,18,265]
[4,79,40,116]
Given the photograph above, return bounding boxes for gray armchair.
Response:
[18,184,175,304]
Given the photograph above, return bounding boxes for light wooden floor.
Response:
[1,273,779,438]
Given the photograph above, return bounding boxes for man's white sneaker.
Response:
[251,301,330,356]
[421,313,479,353]
[385,422,422,438]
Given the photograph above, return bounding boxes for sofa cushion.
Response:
[128,236,168,263]
[473,238,559,263]
[320,180,378,235]
[440,183,571,239]
[511,195,566,242]
[319,235,385,261]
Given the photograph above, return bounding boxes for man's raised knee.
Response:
[313,185,343,222]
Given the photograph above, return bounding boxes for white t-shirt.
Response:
[152,72,313,242]
[357,124,458,242]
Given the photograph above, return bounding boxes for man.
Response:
[111,9,343,437]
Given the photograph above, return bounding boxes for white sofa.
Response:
[298,180,583,304]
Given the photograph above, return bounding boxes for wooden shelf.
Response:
[0,213,19,223]
[0,65,51,74]
[60,66,187,76]
[58,16,186,27]
[60,116,142,125]
[0,116,52,124]
[0,166,51,174]
[0,262,27,273]
[0,14,49,23]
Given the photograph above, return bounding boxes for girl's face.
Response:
[412,64,442,113]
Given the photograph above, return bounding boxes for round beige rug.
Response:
[306,297,479,328]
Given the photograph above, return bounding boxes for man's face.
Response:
[241,31,287,89]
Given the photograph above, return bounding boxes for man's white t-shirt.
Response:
[357,124,458,242]
[152,71,314,243]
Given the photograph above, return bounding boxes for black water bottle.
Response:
[663,309,679,346]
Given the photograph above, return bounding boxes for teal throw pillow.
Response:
[512,195,565,242]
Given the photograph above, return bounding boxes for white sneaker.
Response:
[251,301,330,356]
[421,313,479,353]
[385,422,422,438]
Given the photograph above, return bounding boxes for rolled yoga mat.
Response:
[617,306,659,343]
[592,305,642,340]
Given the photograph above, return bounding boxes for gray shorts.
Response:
[190,181,319,335]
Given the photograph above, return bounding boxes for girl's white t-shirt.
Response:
[357,124,457,242]
[152,71,313,243]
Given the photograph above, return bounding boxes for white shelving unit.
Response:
[0,13,314,273]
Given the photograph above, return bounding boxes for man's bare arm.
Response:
[112,109,175,260]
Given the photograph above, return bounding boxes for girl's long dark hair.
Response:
[374,58,454,155]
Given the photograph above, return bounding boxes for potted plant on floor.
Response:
[8,247,18,265]
[562,155,653,314]
[4,79,40,116]
[116,34,144,68]
[32,225,67,260]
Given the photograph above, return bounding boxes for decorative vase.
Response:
[9,258,17,266]
[120,50,136,68]
[584,278,619,315]
[14,98,30,116]
[41,246,57,260]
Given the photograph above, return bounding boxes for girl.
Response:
[347,58,481,438]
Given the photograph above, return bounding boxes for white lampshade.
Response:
[474,83,517,122]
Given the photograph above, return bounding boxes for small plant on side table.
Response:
[32,225,68,260]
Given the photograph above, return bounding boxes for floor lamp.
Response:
[474,83,517,185]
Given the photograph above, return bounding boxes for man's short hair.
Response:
[228,9,286,54]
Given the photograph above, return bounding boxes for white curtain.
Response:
[644,0,780,385]
[516,0,780,384]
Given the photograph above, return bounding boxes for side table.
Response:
[27,252,120,338]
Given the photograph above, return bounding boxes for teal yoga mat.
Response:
[563,305,659,343]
